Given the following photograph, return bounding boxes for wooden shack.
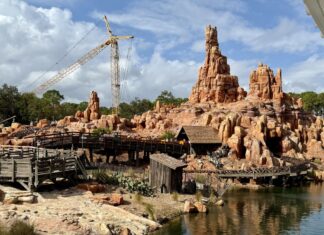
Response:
[149,153,187,193]
[175,126,222,154]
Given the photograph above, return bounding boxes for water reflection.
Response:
[154,183,324,235]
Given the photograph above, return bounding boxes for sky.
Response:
[0,0,323,106]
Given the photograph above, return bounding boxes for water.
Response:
[154,183,324,235]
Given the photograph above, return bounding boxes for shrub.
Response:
[171,192,179,201]
[92,127,112,137]
[144,203,155,221]
[195,190,202,202]
[161,130,175,140]
[134,192,143,203]
[195,174,207,184]
[0,221,39,235]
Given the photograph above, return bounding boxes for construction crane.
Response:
[32,16,134,115]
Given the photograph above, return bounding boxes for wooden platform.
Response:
[0,146,86,191]
[184,163,310,179]
[33,132,190,156]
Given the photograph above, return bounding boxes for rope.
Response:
[24,23,98,92]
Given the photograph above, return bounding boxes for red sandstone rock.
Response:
[82,91,101,122]
[189,25,246,104]
[36,119,49,128]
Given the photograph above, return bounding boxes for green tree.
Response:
[155,90,188,106]
[41,90,64,121]
[18,92,42,124]
[0,84,21,123]
[119,98,153,119]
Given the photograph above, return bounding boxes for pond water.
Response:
[154,183,324,235]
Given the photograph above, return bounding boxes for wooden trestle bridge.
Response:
[185,158,310,180]
[0,132,312,191]
[32,132,190,161]
[0,146,87,191]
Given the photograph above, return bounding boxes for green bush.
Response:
[92,127,112,137]
[92,170,154,196]
[161,130,175,140]
[195,191,202,202]
[171,192,179,201]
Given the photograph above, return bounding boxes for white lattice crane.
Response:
[32,16,134,115]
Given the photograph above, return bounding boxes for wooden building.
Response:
[149,153,187,193]
[176,126,222,154]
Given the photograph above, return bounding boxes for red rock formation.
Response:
[189,25,246,103]
[83,91,100,121]
[248,63,284,105]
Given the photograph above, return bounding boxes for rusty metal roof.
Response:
[150,153,187,170]
[176,126,221,144]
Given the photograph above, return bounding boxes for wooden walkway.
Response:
[0,145,86,191]
[33,132,190,156]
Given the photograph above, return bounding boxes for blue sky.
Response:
[0,0,323,106]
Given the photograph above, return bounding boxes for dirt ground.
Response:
[0,181,195,235]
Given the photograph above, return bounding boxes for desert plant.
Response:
[144,203,156,221]
[195,174,207,184]
[208,190,216,205]
[7,220,38,235]
[92,127,112,137]
[171,192,179,201]
[161,130,175,140]
[195,190,202,202]
[134,192,143,203]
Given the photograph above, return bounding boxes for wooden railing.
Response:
[33,132,190,155]
[0,146,81,190]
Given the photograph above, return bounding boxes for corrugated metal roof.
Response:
[176,126,221,144]
[150,153,187,170]
[304,0,324,37]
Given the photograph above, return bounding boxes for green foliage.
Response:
[93,171,154,196]
[288,91,324,115]
[119,98,154,119]
[0,220,38,235]
[92,169,119,185]
[172,192,179,201]
[0,84,189,124]
[195,190,202,202]
[144,203,156,221]
[161,130,175,140]
[134,192,143,203]
[195,174,207,184]
[0,84,21,122]
[92,127,112,136]
[208,190,216,205]
[155,90,188,106]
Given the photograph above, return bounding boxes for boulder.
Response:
[183,200,198,213]
[194,202,208,213]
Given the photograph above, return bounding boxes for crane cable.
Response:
[120,38,133,103]
[24,23,98,92]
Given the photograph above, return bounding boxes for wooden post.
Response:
[89,148,93,162]
[11,157,15,182]
[136,151,140,166]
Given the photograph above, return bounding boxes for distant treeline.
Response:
[0,84,188,124]
[288,92,324,115]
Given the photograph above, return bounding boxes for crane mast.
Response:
[32,16,133,116]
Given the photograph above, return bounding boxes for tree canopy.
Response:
[0,85,193,124]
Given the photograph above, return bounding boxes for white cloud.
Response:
[284,55,324,92]
[96,0,324,54]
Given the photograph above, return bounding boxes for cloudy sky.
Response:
[0,0,323,106]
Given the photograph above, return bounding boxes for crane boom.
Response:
[33,40,111,94]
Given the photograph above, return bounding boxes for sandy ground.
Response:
[0,183,193,235]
